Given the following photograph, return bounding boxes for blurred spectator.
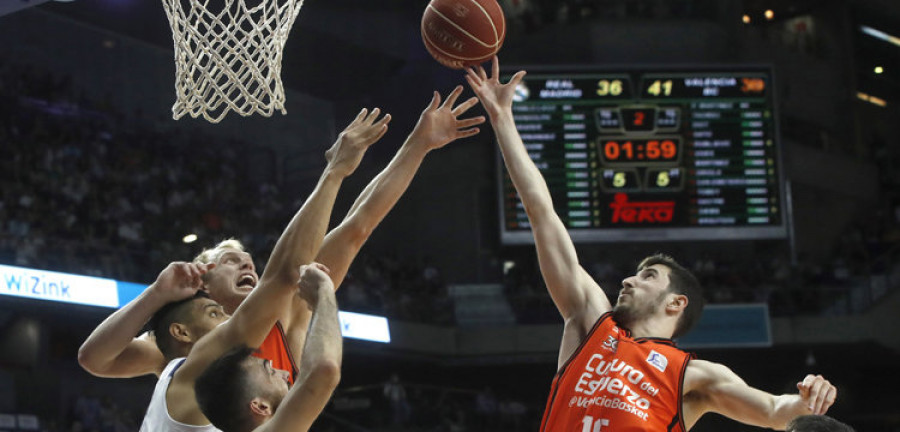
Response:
[474,386,498,429]
[383,373,411,427]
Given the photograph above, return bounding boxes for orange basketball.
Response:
[421,0,506,70]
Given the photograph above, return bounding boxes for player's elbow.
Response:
[76,345,106,376]
[335,218,372,252]
[311,359,342,390]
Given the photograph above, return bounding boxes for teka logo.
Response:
[609,193,675,223]
[452,3,469,17]
[602,335,618,353]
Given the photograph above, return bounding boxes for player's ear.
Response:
[169,322,192,343]
[666,294,687,314]
[249,398,274,417]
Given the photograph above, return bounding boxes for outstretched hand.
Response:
[408,85,485,152]
[796,374,837,415]
[326,108,392,178]
[465,56,526,118]
[151,261,215,303]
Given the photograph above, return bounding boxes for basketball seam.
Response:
[465,0,501,43]
[426,3,500,50]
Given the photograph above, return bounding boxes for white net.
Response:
[161,0,304,123]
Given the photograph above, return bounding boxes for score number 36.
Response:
[597,80,624,96]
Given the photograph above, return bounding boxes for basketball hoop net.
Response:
[161,0,304,123]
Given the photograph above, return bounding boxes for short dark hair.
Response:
[637,253,704,339]
[787,415,855,432]
[195,345,257,432]
[148,291,210,359]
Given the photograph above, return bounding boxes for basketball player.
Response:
[79,106,392,381]
[78,87,484,428]
[138,263,228,431]
[144,260,339,432]
[465,57,837,431]
[192,263,342,432]
[79,86,483,379]
[786,415,855,432]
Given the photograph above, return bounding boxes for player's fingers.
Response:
[817,385,837,415]
[465,66,478,78]
[806,378,826,412]
[477,64,488,81]
[364,107,382,125]
[452,96,480,116]
[187,264,202,280]
[309,262,331,274]
[456,127,480,138]
[365,114,392,139]
[803,374,818,386]
[509,70,527,88]
[366,123,390,144]
[442,85,464,109]
[350,108,368,126]
[376,112,392,127]
[427,91,441,110]
[796,381,810,400]
[456,116,486,129]
[465,74,480,92]
[491,55,500,79]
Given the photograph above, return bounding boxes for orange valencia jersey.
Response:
[540,312,694,432]
[252,322,299,385]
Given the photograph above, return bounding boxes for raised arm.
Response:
[683,359,837,430]
[261,264,343,432]
[77,262,212,377]
[263,108,390,329]
[466,57,611,325]
[313,86,484,289]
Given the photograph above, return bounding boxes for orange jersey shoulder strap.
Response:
[252,322,299,385]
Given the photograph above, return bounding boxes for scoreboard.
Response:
[499,67,788,244]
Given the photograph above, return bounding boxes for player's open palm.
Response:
[326,108,392,178]
[152,261,215,303]
[409,85,485,152]
[465,56,526,118]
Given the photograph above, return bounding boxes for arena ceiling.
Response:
[3,0,899,104]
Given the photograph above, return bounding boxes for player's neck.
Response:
[629,316,676,340]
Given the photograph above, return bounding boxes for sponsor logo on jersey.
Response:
[646,350,668,372]
[602,335,618,353]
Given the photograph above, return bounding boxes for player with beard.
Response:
[466,57,837,431]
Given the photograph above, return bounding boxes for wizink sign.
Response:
[0,264,120,308]
[0,264,391,343]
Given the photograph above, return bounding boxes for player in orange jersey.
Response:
[78,106,392,383]
[466,57,836,431]
[78,87,484,430]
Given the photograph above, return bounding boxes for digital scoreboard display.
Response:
[499,67,787,244]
